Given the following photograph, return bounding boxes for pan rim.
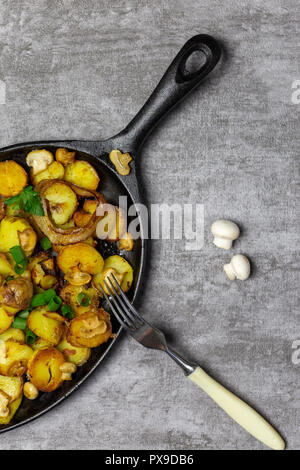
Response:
[0,140,146,434]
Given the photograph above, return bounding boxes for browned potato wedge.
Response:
[0,161,28,197]
[66,309,112,348]
[96,206,126,241]
[26,149,54,175]
[0,375,23,402]
[0,253,16,278]
[57,332,91,366]
[64,161,100,191]
[0,278,33,310]
[27,347,65,392]
[44,182,78,226]
[59,284,101,315]
[55,148,75,166]
[29,252,58,290]
[0,340,33,376]
[57,243,104,276]
[0,217,37,254]
[0,307,14,334]
[93,255,133,294]
[119,232,134,251]
[27,308,65,346]
[0,395,22,424]
[0,328,25,344]
[32,161,65,186]
[83,199,97,214]
[73,210,93,228]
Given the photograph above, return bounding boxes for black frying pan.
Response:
[0,34,221,433]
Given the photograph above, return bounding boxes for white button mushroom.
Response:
[224,254,251,281]
[26,149,54,175]
[211,220,240,250]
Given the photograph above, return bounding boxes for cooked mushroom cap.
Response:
[26,149,54,175]
[0,278,33,310]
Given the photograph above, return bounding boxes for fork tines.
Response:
[99,274,143,331]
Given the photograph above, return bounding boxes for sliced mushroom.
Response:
[18,228,37,257]
[0,389,9,418]
[26,149,54,176]
[119,232,134,251]
[65,267,92,286]
[109,149,132,176]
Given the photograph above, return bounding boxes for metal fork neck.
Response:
[165,346,197,375]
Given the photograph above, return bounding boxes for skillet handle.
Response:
[118,34,221,152]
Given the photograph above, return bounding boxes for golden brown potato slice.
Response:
[0,328,25,344]
[32,161,65,186]
[0,161,28,197]
[27,347,65,392]
[59,283,101,315]
[31,337,52,351]
[73,210,93,228]
[55,148,75,166]
[0,395,22,424]
[66,308,112,348]
[96,206,126,241]
[57,332,91,366]
[83,199,97,214]
[0,253,16,278]
[0,340,33,376]
[0,217,37,254]
[27,308,65,346]
[0,307,14,334]
[57,243,104,276]
[29,252,58,290]
[44,182,78,226]
[93,255,133,294]
[0,375,23,402]
[64,161,100,191]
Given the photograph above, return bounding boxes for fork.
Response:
[99,274,285,451]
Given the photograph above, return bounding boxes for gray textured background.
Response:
[0,0,299,450]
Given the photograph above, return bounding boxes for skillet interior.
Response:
[0,143,144,432]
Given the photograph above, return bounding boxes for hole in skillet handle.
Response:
[177,44,214,83]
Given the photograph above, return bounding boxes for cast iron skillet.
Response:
[0,34,221,432]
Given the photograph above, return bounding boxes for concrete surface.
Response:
[0,0,299,450]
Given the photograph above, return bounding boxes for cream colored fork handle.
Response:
[189,367,285,450]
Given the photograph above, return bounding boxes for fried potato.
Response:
[59,283,101,315]
[0,307,14,334]
[57,332,91,366]
[0,328,25,344]
[119,232,134,251]
[73,210,93,228]
[29,252,58,290]
[66,308,112,348]
[31,338,52,351]
[0,375,23,402]
[32,161,65,186]
[27,307,65,346]
[0,217,37,254]
[44,182,78,226]
[83,199,97,214]
[96,206,126,241]
[57,243,104,276]
[0,253,16,278]
[0,395,22,424]
[93,255,133,294]
[0,161,28,197]
[55,148,75,166]
[27,347,65,392]
[64,161,100,191]
[0,340,33,376]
